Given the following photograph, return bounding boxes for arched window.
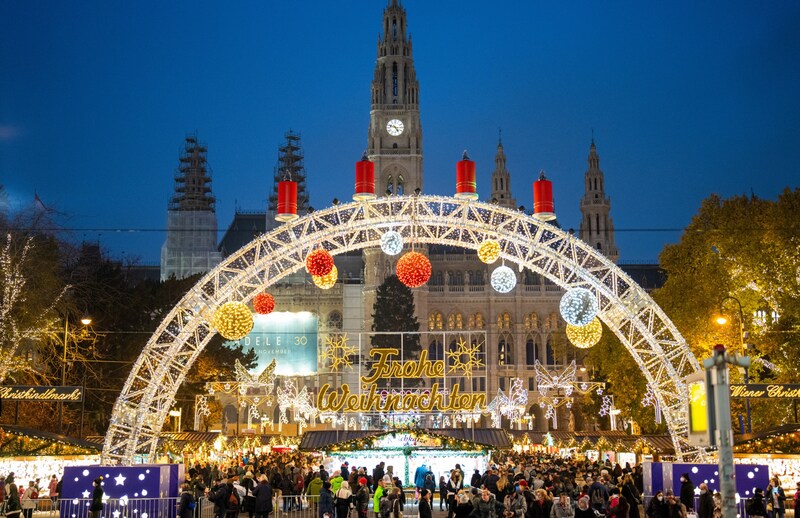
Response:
[524,312,539,330]
[499,334,513,365]
[474,313,485,329]
[392,62,398,97]
[387,175,394,195]
[428,311,443,331]
[392,18,397,38]
[428,338,443,361]
[455,271,463,285]
[327,311,343,330]
[397,175,405,195]
[545,336,555,365]
[596,214,600,233]
[525,336,536,366]
[432,271,444,286]
[448,339,458,368]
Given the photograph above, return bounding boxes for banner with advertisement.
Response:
[231,311,319,376]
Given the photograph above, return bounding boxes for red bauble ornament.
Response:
[396,251,432,288]
[253,293,276,315]
[306,248,334,277]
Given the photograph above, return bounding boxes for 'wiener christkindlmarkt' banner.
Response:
[730,384,800,399]
[0,385,84,401]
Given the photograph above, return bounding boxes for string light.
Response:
[477,240,500,264]
[313,265,338,289]
[560,287,598,326]
[305,248,334,277]
[566,317,602,348]
[490,265,516,293]
[212,301,254,340]
[380,230,404,256]
[396,251,432,288]
[252,293,276,315]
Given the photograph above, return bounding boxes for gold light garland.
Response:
[566,317,602,349]
[212,301,254,340]
[477,240,501,264]
[313,265,338,289]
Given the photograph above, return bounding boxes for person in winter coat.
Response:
[48,475,59,508]
[5,476,21,518]
[252,475,274,518]
[621,475,641,518]
[472,489,499,518]
[766,477,786,518]
[679,474,695,512]
[177,482,197,518]
[372,479,385,518]
[242,472,258,518]
[335,480,354,518]
[645,491,667,518]
[320,481,335,518]
[665,490,686,518]
[90,477,104,518]
[697,483,713,518]
[610,496,630,518]
[355,477,371,518]
[747,488,767,518]
[440,476,449,511]
[449,472,466,518]
[472,470,483,489]
[209,478,230,518]
[550,493,574,518]
[331,472,345,493]
[20,481,37,518]
[419,489,433,518]
[503,487,528,518]
[455,491,474,518]
[574,495,594,518]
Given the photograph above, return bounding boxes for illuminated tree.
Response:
[371,274,421,386]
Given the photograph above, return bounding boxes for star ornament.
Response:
[321,333,357,371]
[114,473,126,486]
[82,490,90,498]
[446,338,484,377]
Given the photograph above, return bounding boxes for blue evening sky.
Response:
[2,1,799,264]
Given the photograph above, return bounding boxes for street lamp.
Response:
[714,296,751,433]
[58,314,92,435]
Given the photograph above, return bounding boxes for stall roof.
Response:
[299,428,512,451]
[507,430,676,454]
[0,425,102,455]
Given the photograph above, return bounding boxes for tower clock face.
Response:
[386,119,404,136]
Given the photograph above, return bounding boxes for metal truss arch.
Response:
[102,195,700,464]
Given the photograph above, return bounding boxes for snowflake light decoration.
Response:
[491,265,516,293]
[534,361,576,397]
[321,333,357,371]
[445,338,484,377]
[641,384,662,424]
[559,287,599,326]
[380,230,404,256]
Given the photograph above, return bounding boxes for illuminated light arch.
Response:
[102,195,700,464]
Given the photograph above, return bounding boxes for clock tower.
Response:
[367,0,422,195]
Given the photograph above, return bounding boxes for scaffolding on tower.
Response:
[269,130,310,214]
[169,134,215,212]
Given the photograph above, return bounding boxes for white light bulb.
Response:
[380,230,404,255]
[491,265,516,293]
[559,287,598,326]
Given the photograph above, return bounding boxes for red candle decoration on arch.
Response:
[252,293,276,315]
[533,170,556,221]
[455,150,478,200]
[396,251,432,288]
[353,152,376,201]
[306,248,335,277]
[276,180,299,222]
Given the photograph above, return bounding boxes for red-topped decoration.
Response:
[276,180,299,222]
[396,251,432,288]
[533,170,556,221]
[353,152,376,201]
[455,150,478,200]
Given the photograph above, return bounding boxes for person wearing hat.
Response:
[419,489,433,518]
[241,471,257,518]
[355,478,370,518]
[679,473,695,512]
[89,477,104,518]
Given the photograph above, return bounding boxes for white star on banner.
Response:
[82,490,90,498]
[114,473,126,486]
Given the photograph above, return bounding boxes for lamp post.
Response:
[58,315,91,435]
[715,296,751,434]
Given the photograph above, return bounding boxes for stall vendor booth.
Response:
[300,428,510,486]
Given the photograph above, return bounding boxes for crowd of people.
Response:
[4,451,800,518]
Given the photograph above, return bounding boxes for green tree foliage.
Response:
[371,274,421,387]
[653,189,800,429]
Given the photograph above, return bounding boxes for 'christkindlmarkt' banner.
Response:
[0,385,84,401]
[730,384,800,399]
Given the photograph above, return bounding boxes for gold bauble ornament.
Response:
[212,301,254,340]
[313,265,338,289]
[478,240,501,264]
[566,317,602,349]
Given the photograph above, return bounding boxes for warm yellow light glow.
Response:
[212,301,254,340]
[312,265,338,289]
[715,316,729,325]
[80,317,93,326]
[477,240,501,264]
[566,317,603,349]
